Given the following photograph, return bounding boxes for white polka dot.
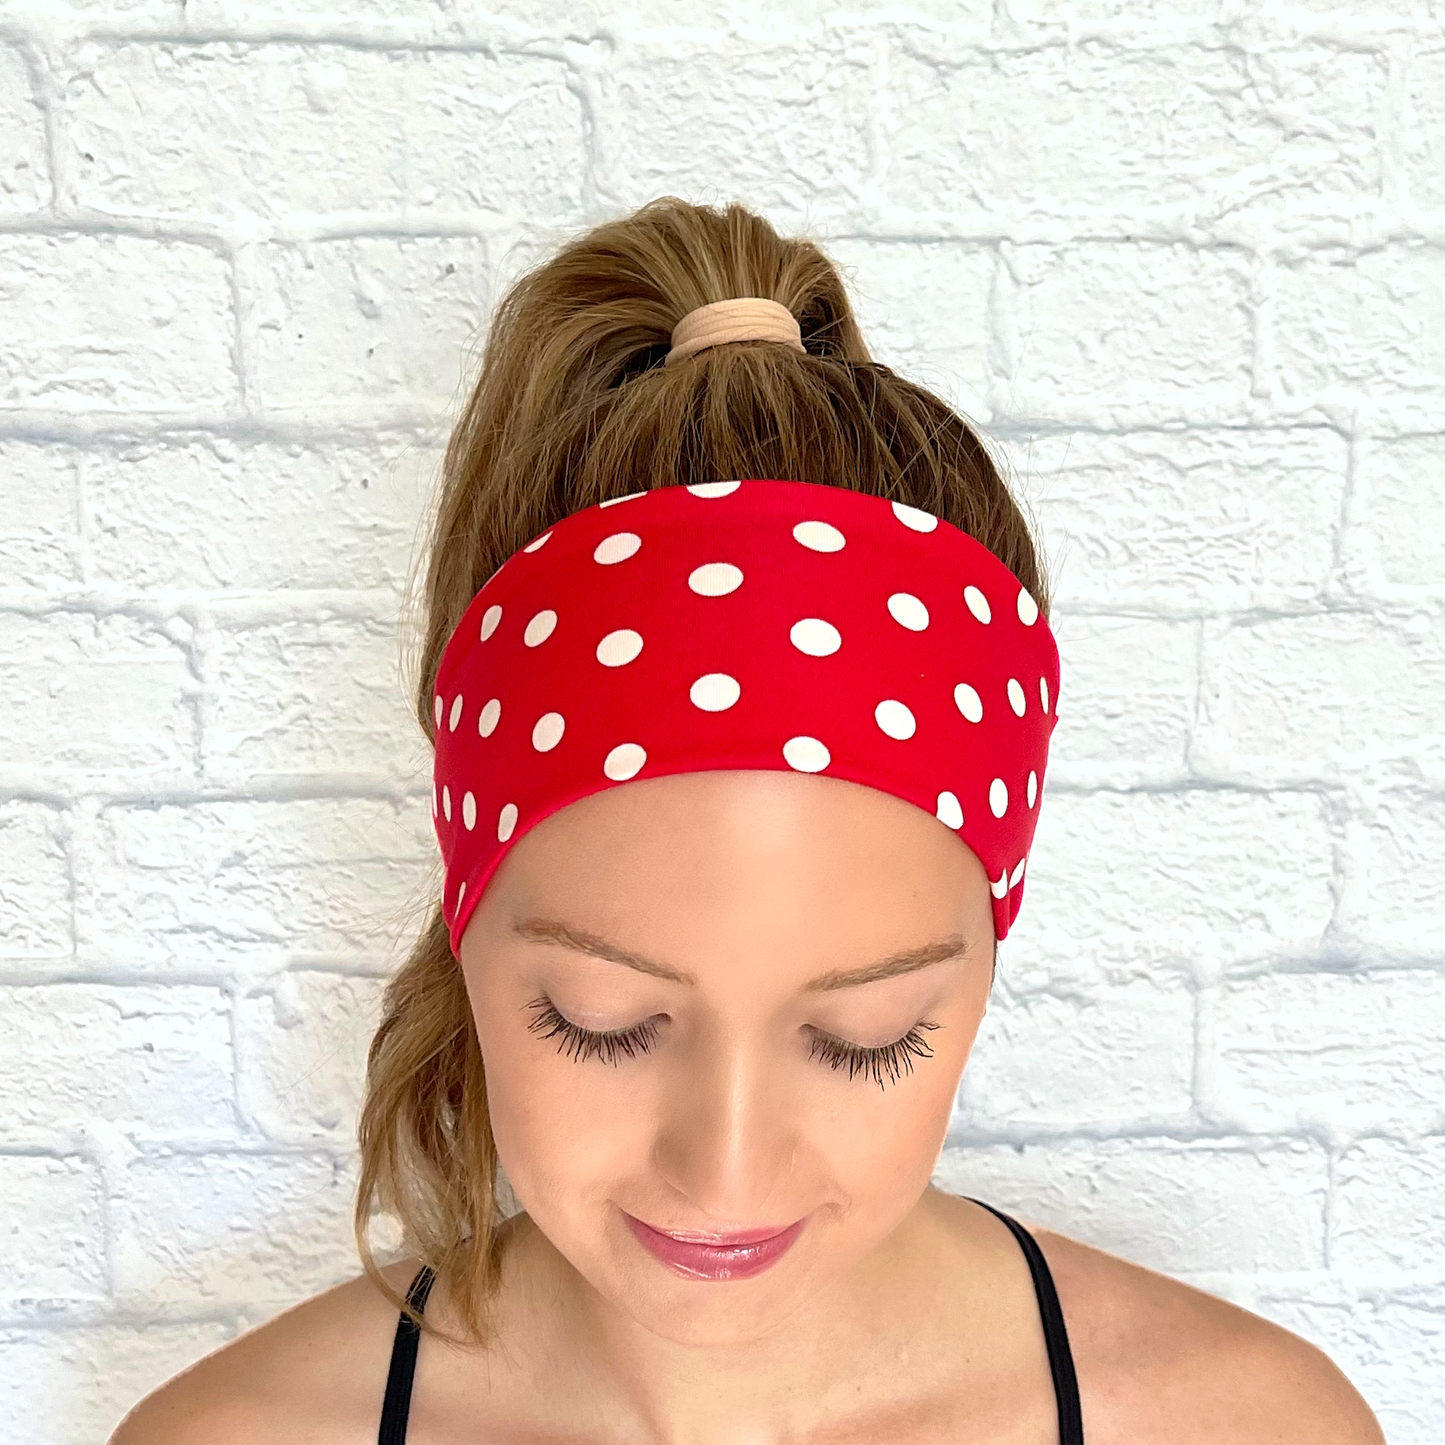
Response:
[449,694,464,732]
[690,673,740,711]
[1017,588,1039,626]
[462,791,476,830]
[1009,856,1027,887]
[432,782,438,817]
[875,699,916,740]
[1007,678,1026,717]
[791,617,841,656]
[954,683,983,724]
[498,802,518,841]
[936,791,963,830]
[1027,770,1038,808]
[793,520,845,553]
[599,490,647,508]
[458,880,467,908]
[989,778,1008,818]
[479,698,501,736]
[524,610,557,646]
[532,712,565,752]
[1040,677,1050,714]
[689,562,743,596]
[605,742,646,780]
[597,629,643,666]
[481,605,502,641]
[523,530,553,553]
[442,785,452,823]
[989,868,1009,899]
[687,481,742,498]
[783,736,831,772]
[964,585,991,624]
[891,500,938,532]
[594,532,641,565]
[888,593,929,631]
[433,694,443,727]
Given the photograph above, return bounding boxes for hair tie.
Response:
[431,479,1061,957]
[665,297,805,366]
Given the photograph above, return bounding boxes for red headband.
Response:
[432,479,1061,957]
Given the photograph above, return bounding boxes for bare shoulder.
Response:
[106,1258,420,1445]
[1025,1221,1385,1445]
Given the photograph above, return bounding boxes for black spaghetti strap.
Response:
[375,1214,1080,1445]
[377,1265,437,1445]
[966,1198,1085,1445]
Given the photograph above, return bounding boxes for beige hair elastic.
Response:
[664,297,806,366]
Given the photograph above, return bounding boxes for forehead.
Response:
[476,769,991,948]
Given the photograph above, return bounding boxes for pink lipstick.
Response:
[624,1210,806,1281]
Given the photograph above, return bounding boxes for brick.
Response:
[1271,243,1445,403]
[0,802,71,961]
[79,796,435,968]
[0,1322,235,1445]
[1334,1136,1445,1275]
[0,985,234,1142]
[1196,609,1445,770]
[958,973,1195,1128]
[595,33,874,216]
[1212,970,1445,1133]
[246,234,492,410]
[1351,432,1445,591]
[84,434,441,593]
[1005,0,1225,19]
[0,441,79,590]
[111,1151,359,1308]
[204,614,415,779]
[0,43,47,214]
[1263,0,1441,16]
[822,238,994,423]
[61,41,585,223]
[0,1156,106,1306]
[1038,613,1195,771]
[1343,790,1445,951]
[185,0,423,16]
[1025,788,1334,972]
[1402,48,1445,211]
[884,41,1382,222]
[999,242,1253,423]
[36,0,180,12]
[934,1136,1327,1273]
[236,972,385,1141]
[0,234,237,412]
[0,612,195,779]
[1018,428,1347,610]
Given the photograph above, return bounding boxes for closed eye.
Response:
[523,996,941,1091]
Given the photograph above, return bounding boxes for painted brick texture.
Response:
[0,2,1441,1442]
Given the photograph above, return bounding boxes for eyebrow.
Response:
[510,917,971,994]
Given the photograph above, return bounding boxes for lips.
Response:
[653,1222,792,1246]
[624,1210,807,1281]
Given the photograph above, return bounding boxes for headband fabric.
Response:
[431,479,1061,958]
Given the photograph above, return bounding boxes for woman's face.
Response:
[458,769,996,1347]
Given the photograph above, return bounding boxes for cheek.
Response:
[463,969,651,1206]
[822,1001,984,1209]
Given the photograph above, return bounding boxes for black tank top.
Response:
[377,1197,1084,1444]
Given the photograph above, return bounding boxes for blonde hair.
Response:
[354,195,1054,1345]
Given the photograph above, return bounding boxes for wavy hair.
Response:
[354,195,1053,1344]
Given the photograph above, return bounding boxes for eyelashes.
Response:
[524,996,941,1091]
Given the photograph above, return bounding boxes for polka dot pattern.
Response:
[430,478,1062,957]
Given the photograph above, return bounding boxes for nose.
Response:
[650,1029,800,1226]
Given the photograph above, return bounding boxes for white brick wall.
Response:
[0,2,1440,1441]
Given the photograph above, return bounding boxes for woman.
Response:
[110,197,1384,1445]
